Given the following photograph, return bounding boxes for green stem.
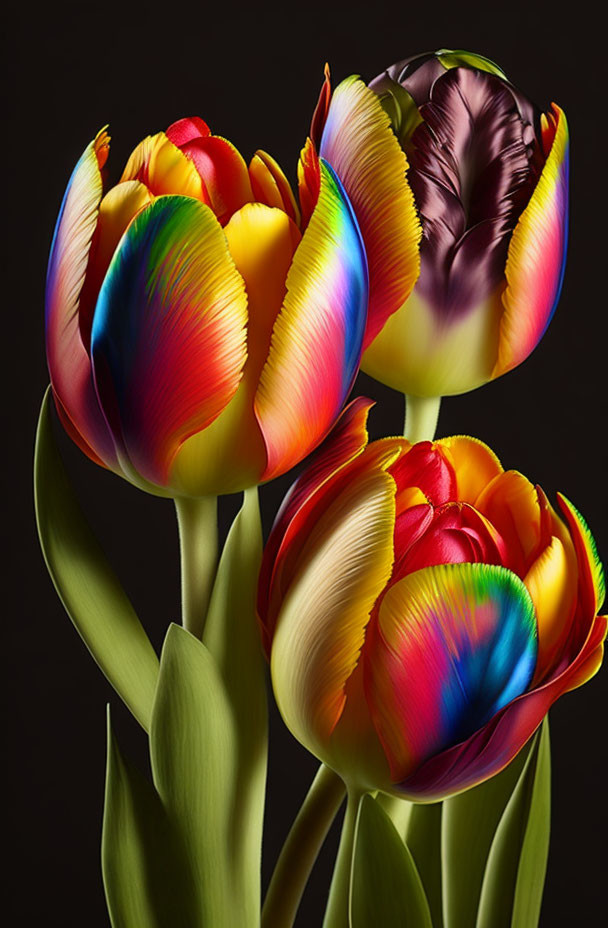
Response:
[174,495,218,639]
[262,765,345,928]
[404,395,442,443]
[323,787,365,928]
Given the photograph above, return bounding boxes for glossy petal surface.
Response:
[494,106,569,377]
[436,436,503,504]
[255,161,368,480]
[320,76,421,346]
[45,130,118,468]
[258,398,374,652]
[249,150,300,225]
[270,459,396,760]
[91,196,247,488]
[367,563,537,782]
[121,132,204,199]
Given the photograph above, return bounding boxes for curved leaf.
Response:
[351,794,433,928]
[34,388,159,730]
[476,719,551,928]
[150,624,243,927]
[203,487,267,923]
[102,708,197,928]
[442,740,531,928]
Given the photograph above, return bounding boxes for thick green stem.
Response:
[323,788,364,928]
[174,496,218,639]
[404,395,442,443]
[262,765,345,928]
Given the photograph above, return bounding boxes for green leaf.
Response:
[34,388,159,730]
[378,796,443,927]
[102,708,197,928]
[203,487,267,923]
[442,740,531,928]
[407,802,444,928]
[476,719,551,928]
[351,794,433,928]
[150,623,244,927]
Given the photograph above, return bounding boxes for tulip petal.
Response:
[390,441,456,508]
[45,129,119,468]
[270,458,396,759]
[166,116,211,147]
[367,563,537,783]
[557,493,605,614]
[524,535,577,683]
[255,160,368,481]
[475,471,542,576]
[397,613,606,800]
[178,135,254,224]
[91,196,247,488]
[121,132,205,200]
[78,180,153,351]
[258,397,374,653]
[493,105,569,377]
[249,150,300,225]
[170,202,301,496]
[436,436,504,504]
[319,76,421,347]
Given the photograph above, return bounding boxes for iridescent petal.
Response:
[45,129,118,469]
[258,397,374,653]
[255,160,368,481]
[397,613,606,800]
[270,457,396,762]
[493,106,569,377]
[366,563,537,783]
[557,494,606,614]
[319,76,421,347]
[171,202,301,496]
[436,436,504,504]
[91,196,247,488]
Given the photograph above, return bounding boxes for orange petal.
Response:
[436,435,504,504]
[475,471,542,576]
[525,535,578,683]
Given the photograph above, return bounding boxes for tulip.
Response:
[46,117,368,497]
[258,400,605,799]
[302,50,569,398]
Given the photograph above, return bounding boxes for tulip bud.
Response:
[258,401,606,798]
[46,119,368,497]
[305,50,569,397]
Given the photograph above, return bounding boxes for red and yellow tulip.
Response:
[258,401,605,799]
[303,50,569,397]
[45,117,368,496]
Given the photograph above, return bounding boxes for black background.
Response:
[5,0,607,924]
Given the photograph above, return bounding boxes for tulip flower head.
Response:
[46,118,368,497]
[259,401,605,799]
[303,51,569,397]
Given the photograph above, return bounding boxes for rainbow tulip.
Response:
[302,50,569,397]
[258,401,605,799]
[46,118,367,496]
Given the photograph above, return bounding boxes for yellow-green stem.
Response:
[174,495,218,639]
[262,765,345,928]
[404,395,442,443]
[323,788,365,928]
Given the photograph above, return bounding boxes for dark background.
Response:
[5,0,607,924]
